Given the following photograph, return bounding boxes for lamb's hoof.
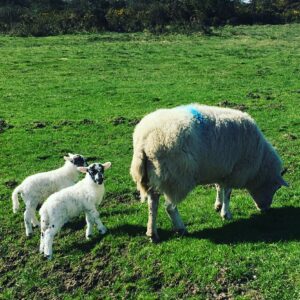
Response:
[43,255,52,261]
[149,235,160,244]
[26,232,33,238]
[221,212,232,220]
[215,203,222,212]
[99,227,107,235]
[175,228,188,237]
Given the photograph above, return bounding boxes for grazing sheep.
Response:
[130,104,288,242]
[39,162,111,259]
[12,153,88,236]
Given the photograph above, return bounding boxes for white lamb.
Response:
[39,162,111,259]
[12,153,88,236]
[130,104,289,242]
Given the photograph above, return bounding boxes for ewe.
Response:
[39,162,111,259]
[130,104,288,242]
[12,153,87,236]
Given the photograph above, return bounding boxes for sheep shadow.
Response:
[110,206,300,244]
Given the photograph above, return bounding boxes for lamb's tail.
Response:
[130,145,149,202]
[12,185,22,213]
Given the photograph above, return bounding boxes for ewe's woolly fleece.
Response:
[130,104,282,203]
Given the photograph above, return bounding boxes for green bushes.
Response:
[0,0,299,36]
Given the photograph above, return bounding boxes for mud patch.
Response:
[31,121,48,129]
[4,180,18,189]
[79,118,94,125]
[0,119,14,133]
[112,116,140,126]
[205,265,258,300]
[217,100,248,111]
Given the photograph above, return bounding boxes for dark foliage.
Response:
[0,0,299,36]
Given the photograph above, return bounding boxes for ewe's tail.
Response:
[12,185,22,213]
[130,147,149,202]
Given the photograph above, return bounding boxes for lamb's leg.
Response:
[214,184,223,212]
[146,189,160,243]
[24,206,33,237]
[43,226,59,260]
[85,213,94,239]
[87,210,107,235]
[164,199,187,236]
[30,208,40,228]
[39,231,45,254]
[220,188,232,220]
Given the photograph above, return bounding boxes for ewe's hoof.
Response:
[215,203,222,212]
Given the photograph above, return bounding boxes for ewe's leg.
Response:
[220,188,232,220]
[24,206,33,237]
[146,189,160,242]
[214,184,223,212]
[85,213,94,239]
[164,199,187,235]
[87,210,107,235]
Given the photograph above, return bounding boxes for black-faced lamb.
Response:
[130,104,288,242]
[39,162,111,259]
[12,153,88,236]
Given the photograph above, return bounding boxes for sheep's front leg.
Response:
[164,199,187,236]
[87,210,107,235]
[39,231,45,254]
[85,213,94,239]
[146,189,160,243]
[220,188,232,220]
[214,184,223,212]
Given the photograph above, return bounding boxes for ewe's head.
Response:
[64,153,88,167]
[78,162,111,185]
[249,169,289,211]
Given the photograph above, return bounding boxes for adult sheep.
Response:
[130,104,288,242]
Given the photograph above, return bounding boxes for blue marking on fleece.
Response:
[178,105,204,123]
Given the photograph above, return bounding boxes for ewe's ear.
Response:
[64,156,72,162]
[103,162,112,170]
[77,167,88,173]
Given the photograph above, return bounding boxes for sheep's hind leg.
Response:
[85,212,94,239]
[24,206,33,237]
[220,188,232,220]
[30,207,40,228]
[146,189,160,243]
[214,184,223,212]
[165,199,187,236]
[43,226,59,260]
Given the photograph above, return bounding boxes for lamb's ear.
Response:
[102,162,112,170]
[64,156,72,162]
[77,167,88,173]
[68,153,74,157]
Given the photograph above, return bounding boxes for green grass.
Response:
[0,24,299,299]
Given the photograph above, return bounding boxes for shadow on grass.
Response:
[110,206,300,244]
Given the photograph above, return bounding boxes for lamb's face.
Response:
[87,163,105,185]
[67,153,88,167]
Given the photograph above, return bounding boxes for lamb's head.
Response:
[248,170,288,211]
[78,162,111,185]
[64,153,88,167]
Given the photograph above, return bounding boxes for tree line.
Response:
[0,0,299,36]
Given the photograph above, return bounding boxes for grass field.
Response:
[0,24,299,299]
